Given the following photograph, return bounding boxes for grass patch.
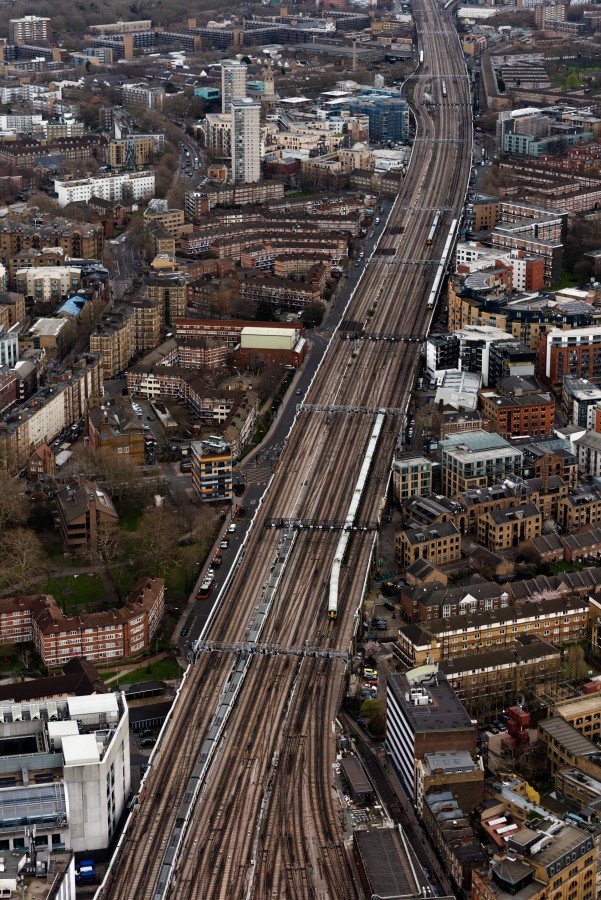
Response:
[551,561,589,574]
[112,657,181,685]
[550,271,581,291]
[39,573,106,614]
[100,670,118,682]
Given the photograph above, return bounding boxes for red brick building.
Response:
[0,578,165,668]
[174,317,305,347]
[28,442,56,479]
[478,388,555,439]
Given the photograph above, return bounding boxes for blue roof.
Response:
[57,295,88,317]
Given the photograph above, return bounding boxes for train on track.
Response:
[328,414,385,620]
[441,79,447,98]
[426,218,458,310]
[426,210,441,246]
[419,49,424,63]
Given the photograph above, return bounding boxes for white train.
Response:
[427,218,458,310]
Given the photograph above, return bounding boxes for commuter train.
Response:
[441,79,447,98]
[427,218,458,310]
[426,210,441,246]
[419,49,424,64]
[328,414,385,620]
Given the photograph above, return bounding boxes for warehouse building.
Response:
[234,325,307,368]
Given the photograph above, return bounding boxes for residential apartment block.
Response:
[472,824,596,900]
[539,326,601,390]
[0,354,102,470]
[477,502,542,552]
[144,271,188,325]
[396,596,589,667]
[395,521,461,568]
[54,171,155,207]
[231,98,261,184]
[56,479,119,553]
[392,455,433,503]
[440,636,561,718]
[438,430,523,496]
[478,387,555,439]
[191,437,232,501]
[9,15,51,42]
[0,217,103,264]
[89,306,135,379]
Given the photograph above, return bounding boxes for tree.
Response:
[127,507,181,579]
[303,300,325,326]
[255,300,277,322]
[0,528,45,594]
[0,471,27,531]
[360,698,385,736]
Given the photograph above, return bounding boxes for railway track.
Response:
[99,0,472,897]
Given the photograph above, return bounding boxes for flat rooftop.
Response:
[353,828,432,898]
[388,672,474,733]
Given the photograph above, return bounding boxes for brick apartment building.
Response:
[0,578,164,667]
[476,502,542,551]
[86,398,145,467]
[32,577,164,668]
[396,596,589,667]
[539,326,601,390]
[56,479,119,552]
[478,388,555,439]
[395,522,462,568]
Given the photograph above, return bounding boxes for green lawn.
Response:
[40,573,106,614]
[100,670,118,682]
[551,561,589,574]
[550,271,581,291]
[112,657,182,685]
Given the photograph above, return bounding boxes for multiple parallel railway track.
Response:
[99,1,472,896]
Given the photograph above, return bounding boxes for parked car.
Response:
[228,523,237,533]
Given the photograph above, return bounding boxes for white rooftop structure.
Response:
[435,370,482,411]
[62,733,101,765]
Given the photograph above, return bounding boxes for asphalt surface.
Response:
[176,200,394,651]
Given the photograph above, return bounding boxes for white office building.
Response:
[231,98,261,184]
[53,171,155,207]
[221,59,247,114]
[0,693,130,853]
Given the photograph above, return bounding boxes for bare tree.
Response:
[0,528,46,593]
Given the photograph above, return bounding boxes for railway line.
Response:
[98,0,472,896]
